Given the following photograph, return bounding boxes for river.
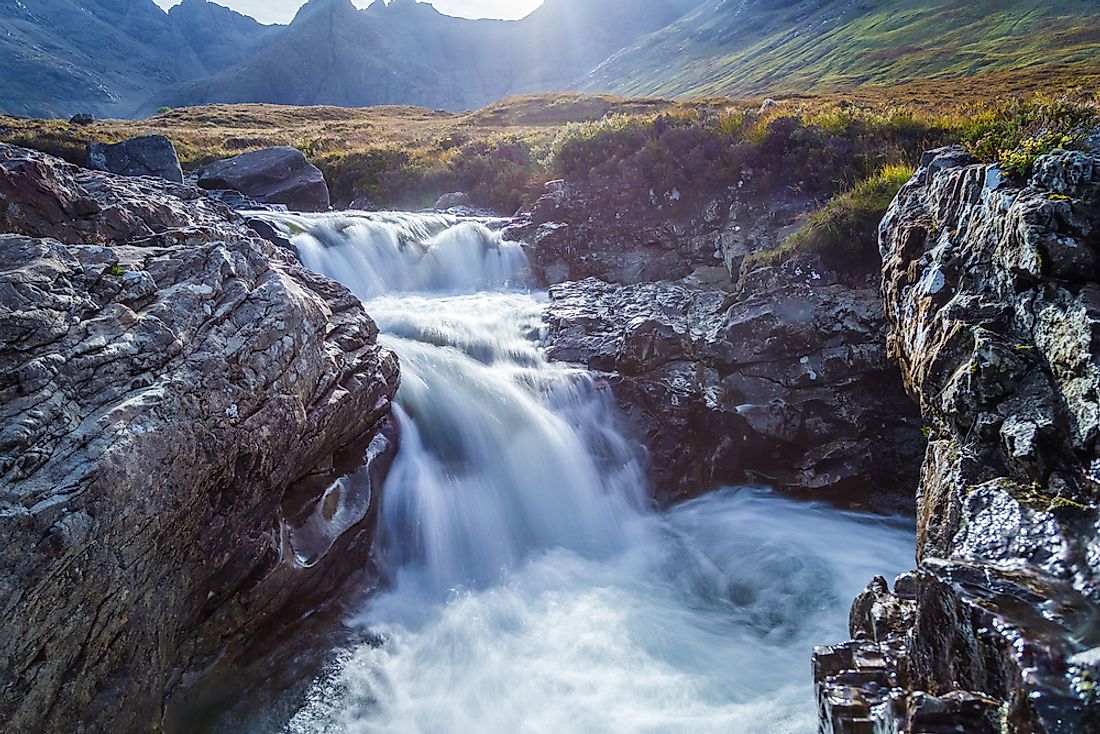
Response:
[221,211,913,734]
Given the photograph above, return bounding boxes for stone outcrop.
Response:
[546,256,924,509]
[198,147,331,212]
[506,176,816,287]
[816,147,1100,732]
[87,134,185,184]
[0,144,398,732]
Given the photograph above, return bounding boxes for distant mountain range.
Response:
[2,0,1098,119]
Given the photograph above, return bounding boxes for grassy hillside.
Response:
[0,94,694,210]
[2,80,1096,216]
[582,0,1100,98]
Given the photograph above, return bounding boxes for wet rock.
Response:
[0,144,399,732]
[198,147,331,212]
[545,258,924,509]
[87,134,184,183]
[822,147,1100,733]
[510,176,817,287]
[434,191,471,210]
[349,194,377,211]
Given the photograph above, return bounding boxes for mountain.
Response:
[0,0,277,118]
[579,0,1100,98]
[2,0,1098,119]
[157,0,700,112]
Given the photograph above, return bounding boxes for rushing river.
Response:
[232,211,913,734]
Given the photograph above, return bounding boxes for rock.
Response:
[0,144,399,732]
[199,147,330,212]
[201,187,285,212]
[820,147,1100,733]
[349,194,377,211]
[1,143,239,246]
[68,113,95,126]
[434,191,472,210]
[510,175,818,287]
[759,98,777,113]
[87,134,184,183]
[545,259,924,509]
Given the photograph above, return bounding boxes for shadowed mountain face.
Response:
[158,0,702,113]
[2,0,1098,118]
[0,0,276,117]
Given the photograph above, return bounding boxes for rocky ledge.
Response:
[533,174,924,509]
[816,147,1100,732]
[546,263,924,509]
[0,144,398,732]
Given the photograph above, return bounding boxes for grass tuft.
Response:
[744,164,916,272]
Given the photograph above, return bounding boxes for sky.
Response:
[154,0,544,24]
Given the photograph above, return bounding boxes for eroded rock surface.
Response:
[546,257,924,509]
[817,147,1100,732]
[507,175,815,287]
[0,144,398,732]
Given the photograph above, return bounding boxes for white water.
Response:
[257,211,914,734]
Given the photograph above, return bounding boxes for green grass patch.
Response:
[744,164,916,272]
[962,96,1099,176]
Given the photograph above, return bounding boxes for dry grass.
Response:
[0,64,1096,210]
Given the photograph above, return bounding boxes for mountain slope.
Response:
[580,0,1100,98]
[157,0,701,112]
[0,0,278,118]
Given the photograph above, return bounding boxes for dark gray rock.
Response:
[87,134,184,183]
[510,174,816,287]
[819,147,1100,733]
[434,191,472,210]
[199,147,331,213]
[68,112,95,125]
[545,260,925,509]
[0,144,399,733]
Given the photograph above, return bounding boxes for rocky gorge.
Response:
[1,127,1099,734]
[0,143,398,731]
[813,147,1100,733]
[512,144,1100,729]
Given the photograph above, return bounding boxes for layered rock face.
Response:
[532,177,924,508]
[816,148,1100,732]
[508,176,814,287]
[546,265,924,509]
[0,144,398,732]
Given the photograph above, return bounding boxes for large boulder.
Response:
[199,147,331,212]
[87,134,184,183]
[816,147,1100,733]
[545,258,925,510]
[0,144,399,732]
[505,166,818,287]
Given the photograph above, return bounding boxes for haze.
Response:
[154,0,544,24]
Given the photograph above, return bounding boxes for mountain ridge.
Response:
[2,0,1097,119]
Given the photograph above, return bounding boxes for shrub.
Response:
[745,164,915,272]
[962,97,1099,177]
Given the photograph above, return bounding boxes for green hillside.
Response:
[581,0,1100,98]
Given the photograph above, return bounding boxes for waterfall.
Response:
[228,211,914,734]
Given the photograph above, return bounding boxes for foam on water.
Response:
[248,211,914,734]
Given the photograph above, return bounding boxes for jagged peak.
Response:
[366,0,443,16]
[292,0,359,23]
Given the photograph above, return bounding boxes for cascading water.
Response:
[237,211,913,734]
